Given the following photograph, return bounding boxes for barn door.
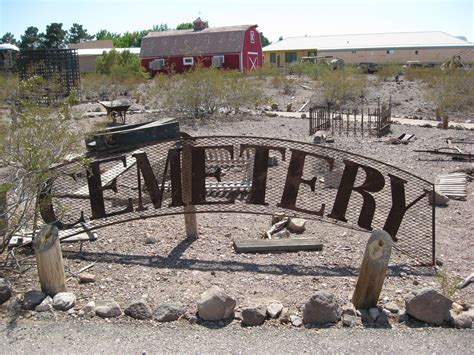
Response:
[247,52,258,71]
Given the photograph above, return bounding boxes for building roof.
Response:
[76,47,141,56]
[140,25,256,58]
[69,40,114,50]
[0,43,20,51]
[263,31,474,52]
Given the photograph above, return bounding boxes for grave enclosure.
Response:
[40,135,435,266]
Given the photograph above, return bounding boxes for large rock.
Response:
[405,288,452,326]
[0,278,12,304]
[96,300,122,318]
[124,300,152,320]
[242,306,266,326]
[22,290,47,310]
[53,292,76,311]
[153,303,185,322]
[302,291,341,325]
[197,286,236,321]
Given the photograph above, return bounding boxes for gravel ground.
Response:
[1,318,472,354]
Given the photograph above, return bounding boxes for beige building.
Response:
[262,31,474,67]
[68,40,140,73]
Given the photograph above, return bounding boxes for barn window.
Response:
[415,50,419,55]
[386,49,395,54]
[285,52,297,63]
[270,53,276,63]
[149,58,165,70]
[212,55,224,67]
[250,31,255,44]
[183,57,194,65]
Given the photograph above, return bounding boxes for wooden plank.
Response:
[352,230,393,309]
[233,238,323,253]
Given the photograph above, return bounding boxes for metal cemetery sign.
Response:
[40,136,435,265]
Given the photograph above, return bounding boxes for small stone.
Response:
[452,314,472,329]
[302,291,340,325]
[290,315,302,327]
[342,314,362,327]
[265,112,277,117]
[397,310,408,323]
[288,218,306,233]
[279,307,295,324]
[313,131,326,144]
[153,303,185,322]
[271,213,287,224]
[82,301,96,314]
[35,296,53,312]
[197,286,236,321]
[272,229,291,239]
[267,302,284,318]
[124,300,152,320]
[53,292,76,311]
[96,300,122,318]
[0,278,12,305]
[451,302,463,315]
[22,290,47,310]
[79,273,95,284]
[342,303,357,316]
[144,235,158,245]
[413,280,419,286]
[461,309,474,323]
[384,302,399,314]
[376,311,389,326]
[369,307,380,321]
[286,103,292,112]
[301,113,307,119]
[242,306,266,326]
[67,309,76,315]
[271,103,279,110]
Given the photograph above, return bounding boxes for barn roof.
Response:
[263,31,474,52]
[140,25,256,58]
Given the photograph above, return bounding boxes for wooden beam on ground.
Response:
[352,230,392,309]
[233,238,323,253]
[34,225,67,296]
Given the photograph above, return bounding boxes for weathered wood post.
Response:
[352,230,393,309]
[34,224,67,296]
[182,141,198,239]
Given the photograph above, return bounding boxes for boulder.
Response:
[22,290,47,310]
[53,292,76,311]
[242,306,266,326]
[124,300,152,320]
[154,303,185,322]
[197,286,236,321]
[288,218,306,233]
[405,288,452,326]
[0,278,12,305]
[35,296,53,312]
[267,302,284,319]
[96,300,122,318]
[302,291,341,325]
[452,314,472,329]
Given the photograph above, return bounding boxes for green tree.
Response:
[176,23,193,30]
[1,32,17,45]
[66,23,94,44]
[152,23,169,32]
[42,22,67,48]
[259,32,271,47]
[95,29,119,41]
[20,26,42,49]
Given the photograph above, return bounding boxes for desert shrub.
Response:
[221,71,266,113]
[289,62,330,80]
[0,101,82,253]
[248,66,281,79]
[318,66,367,107]
[271,75,296,95]
[436,268,462,299]
[0,73,20,105]
[430,69,474,114]
[375,64,403,82]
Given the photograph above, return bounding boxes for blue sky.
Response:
[1,0,473,43]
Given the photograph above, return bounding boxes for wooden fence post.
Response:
[352,230,393,309]
[182,142,198,239]
[34,224,67,296]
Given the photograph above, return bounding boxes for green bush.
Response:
[289,62,330,80]
[318,67,367,107]
[0,73,19,105]
[375,64,403,82]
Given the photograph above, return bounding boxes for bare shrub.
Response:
[271,75,296,95]
[318,67,367,108]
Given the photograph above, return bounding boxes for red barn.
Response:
[140,18,263,74]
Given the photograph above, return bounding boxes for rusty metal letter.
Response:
[383,174,429,240]
[278,149,334,216]
[87,156,133,220]
[38,178,85,229]
[328,160,385,230]
[240,144,286,205]
[133,149,183,210]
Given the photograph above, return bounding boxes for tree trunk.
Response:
[352,230,393,309]
[34,224,67,296]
